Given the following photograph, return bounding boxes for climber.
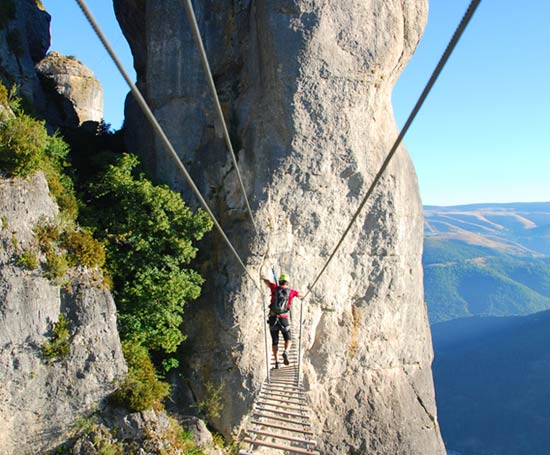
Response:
[262,274,305,369]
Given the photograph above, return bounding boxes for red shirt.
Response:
[268,283,299,319]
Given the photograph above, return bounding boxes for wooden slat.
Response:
[248,429,316,445]
[255,405,307,419]
[263,388,304,398]
[251,412,312,426]
[257,400,306,412]
[243,438,320,455]
[265,383,304,392]
[260,395,305,407]
[250,420,314,435]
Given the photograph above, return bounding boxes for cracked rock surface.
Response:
[115,0,445,453]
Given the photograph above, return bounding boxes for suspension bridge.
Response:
[75,0,481,452]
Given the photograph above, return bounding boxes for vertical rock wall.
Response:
[116,1,445,453]
[0,173,126,455]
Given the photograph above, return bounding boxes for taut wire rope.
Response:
[75,0,262,293]
[297,0,482,385]
[182,0,259,236]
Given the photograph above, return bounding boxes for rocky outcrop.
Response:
[36,51,104,129]
[69,408,224,455]
[0,0,50,102]
[117,1,445,453]
[0,173,126,455]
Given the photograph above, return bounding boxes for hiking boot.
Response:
[274,361,279,369]
[282,351,289,366]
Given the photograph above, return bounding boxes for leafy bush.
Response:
[0,82,8,107]
[34,223,60,252]
[84,153,212,357]
[17,250,38,270]
[0,114,48,177]
[73,421,123,455]
[111,342,170,412]
[44,250,68,281]
[43,314,71,362]
[62,230,105,268]
[46,173,78,222]
[1,215,7,230]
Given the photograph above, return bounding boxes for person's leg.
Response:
[269,322,280,368]
[281,319,291,365]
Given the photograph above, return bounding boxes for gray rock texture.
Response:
[0,0,50,102]
[36,51,104,129]
[116,0,444,453]
[0,173,126,455]
[72,409,223,455]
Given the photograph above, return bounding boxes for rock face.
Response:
[36,51,104,129]
[0,173,126,455]
[116,0,444,453]
[0,0,50,102]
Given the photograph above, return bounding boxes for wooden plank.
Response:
[261,390,306,400]
[248,429,317,445]
[257,400,306,412]
[255,405,307,419]
[250,420,314,435]
[251,413,312,426]
[243,438,320,455]
[259,395,305,407]
[264,383,304,391]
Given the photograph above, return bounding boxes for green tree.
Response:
[0,114,48,177]
[84,154,212,357]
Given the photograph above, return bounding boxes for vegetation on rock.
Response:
[82,153,212,366]
[17,250,38,270]
[111,342,170,412]
[1,86,213,424]
[42,314,71,362]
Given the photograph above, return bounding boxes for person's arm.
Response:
[262,277,273,287]
[296,290,306,299]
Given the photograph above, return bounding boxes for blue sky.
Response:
[43,0,549,206]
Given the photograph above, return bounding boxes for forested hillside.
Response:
[423,203,550,323]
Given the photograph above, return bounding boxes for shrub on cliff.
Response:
[62,230,106,268]
[83,153,212,365]
[0,114,48,176]
[42,314,71,362]
[111,342,170,412]
[0,101,78,223]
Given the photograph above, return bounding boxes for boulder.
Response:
[36,51,104,130]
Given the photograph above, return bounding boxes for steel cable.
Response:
[297,0,482,385]
[74,0,262,292]
[182,0,259,236]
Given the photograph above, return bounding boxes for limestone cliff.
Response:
[116,0,444,453]
[36,51,104,129]
[0,0,50,104]
[0,172,127,455]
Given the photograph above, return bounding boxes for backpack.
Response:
[271,286,290,315]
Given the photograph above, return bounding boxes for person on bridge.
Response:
[262,274,305,369]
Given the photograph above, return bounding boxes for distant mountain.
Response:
[423,202,550,323]
[432,311,550,455]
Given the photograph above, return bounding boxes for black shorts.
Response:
[268,316,291,347]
